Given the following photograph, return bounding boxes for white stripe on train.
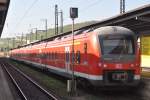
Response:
[11,57,140,80]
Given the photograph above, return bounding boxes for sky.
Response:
[1,0,150,38]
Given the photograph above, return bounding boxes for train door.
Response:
[65,47,70,73]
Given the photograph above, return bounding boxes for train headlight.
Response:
[104,64,107,68]
[98,63,102,67]
[136,63,139,67]
[131,64,134,67]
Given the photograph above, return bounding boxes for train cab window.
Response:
[76,51,81,64]
[100,35,135,55]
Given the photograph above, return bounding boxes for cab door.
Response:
[65,47,70,73]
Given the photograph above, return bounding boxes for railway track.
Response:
[1,61,59,100]
[142,67,150,72]
[2,58,150,100]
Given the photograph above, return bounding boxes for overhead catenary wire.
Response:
[11,0,39,47]
[80,0,103,13]
[11,0,39,34]
[63,0,103,24]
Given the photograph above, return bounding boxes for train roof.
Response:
[94,26,135,36]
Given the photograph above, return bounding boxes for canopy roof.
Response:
[15,4,150,48]
[80,4,150,35]
[0,0,10,36]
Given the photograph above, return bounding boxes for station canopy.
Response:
[80,4,150,35]
[0,0,10,37]
[51,4,150,40]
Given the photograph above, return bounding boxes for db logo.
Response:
[116,64,122,69]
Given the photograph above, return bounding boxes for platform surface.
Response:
[0,65,14,100]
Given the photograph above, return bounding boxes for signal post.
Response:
[67,7,78,95]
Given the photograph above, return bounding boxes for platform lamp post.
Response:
[32,28,38,41]
[41,19,48,39]
[70,7,78,95]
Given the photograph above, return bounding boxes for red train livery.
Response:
[10,26,141,86]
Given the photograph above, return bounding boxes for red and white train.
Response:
[10,26,141,86]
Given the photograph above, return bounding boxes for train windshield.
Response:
[101,35,135,55]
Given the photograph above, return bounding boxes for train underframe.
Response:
[89,70,140,87]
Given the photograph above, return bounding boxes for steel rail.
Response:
[2,63,28,100]
[4,62,59,100]
[142,67,150,72]
[142,77,150,80]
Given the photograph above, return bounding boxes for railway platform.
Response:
[0,65,14,100]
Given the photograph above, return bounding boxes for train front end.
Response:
[92,26,141,87]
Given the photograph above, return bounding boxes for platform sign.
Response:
[70,8,78,19]
[141,35,150,55]
[141,35,150,68]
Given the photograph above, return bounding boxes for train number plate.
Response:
[112,72,128,81]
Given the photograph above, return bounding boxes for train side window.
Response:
[36,53,38,57]
[39,54,40,58]
[66,52,69,62]
[41,53,43,58]
[52,52,54,60]
[43,53,45,58]
[54,52,56,59]
[44,53,46,58]
[49,53,51,59]
[84,43,87,54]
[53,52,55,60]
[46,53,47,59]
[47,52,50,59]
[40,53,42,58]
[55,52,57,59]
[76,51,81,64]
[35,53,36,57]
[46,53,48,58]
